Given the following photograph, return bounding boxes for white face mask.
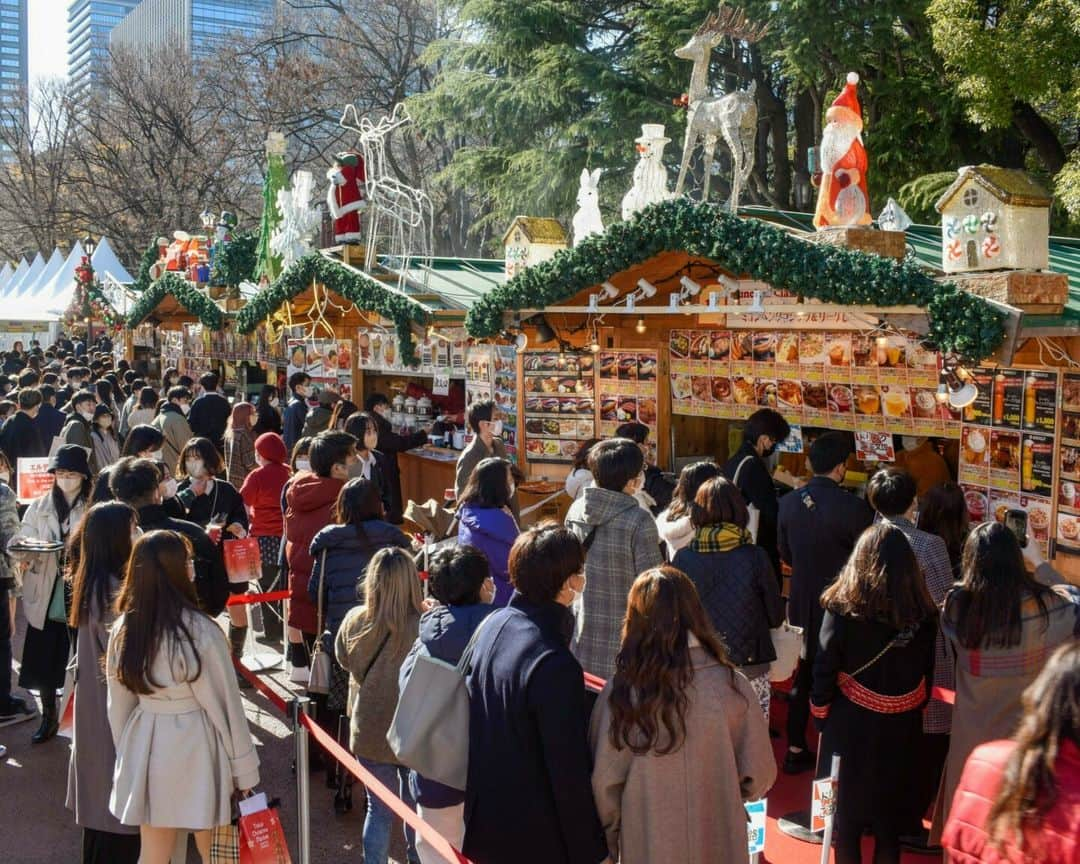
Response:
[56,475,82,494]
[161,477,178,498]
[149,449,164,462]
[295,458,311,472]
[131,526,143,543]
[179,402,191,416]
[490,419,504,437]
[254,453,267,468]
[78,409,95,422]
[185,459,206,478]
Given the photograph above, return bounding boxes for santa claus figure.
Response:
[325,151,367,244]
[813,72,872,229]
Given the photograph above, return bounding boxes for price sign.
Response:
[745,799,767,855]
[16,458,53,504]
[432,370,450,396]
[811,776,837,833]
[854,431,895,462]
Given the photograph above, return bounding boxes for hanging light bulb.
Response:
[635,316,647,335]
[588,336,601,354]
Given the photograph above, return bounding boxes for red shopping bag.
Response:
[239,807,292,864]
[223,538,262,585]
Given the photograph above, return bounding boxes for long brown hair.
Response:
[111,530,204,694]
[916,482,969,572]
[349,547,423,654]
[608,566,734,755]
[69,501,137,628]
[988,640,1080,854]
[821,523,937,629]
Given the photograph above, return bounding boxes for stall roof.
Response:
[91,237,134,285]
[391,256,505,311]
[741,206,1080,335]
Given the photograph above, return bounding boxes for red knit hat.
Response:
[826,72,862,126]
[255,432,288,464]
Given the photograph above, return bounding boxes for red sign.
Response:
[16,458,54,504]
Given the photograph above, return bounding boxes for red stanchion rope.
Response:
[231,656,473,864]
[583,671,606,692]
[227,589,292,607]
[931,686,956,705]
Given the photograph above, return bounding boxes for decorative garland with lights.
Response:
[125,272,225,330]
[235,253,431,366]
[466,198,1006,363]
[131,240,160,293]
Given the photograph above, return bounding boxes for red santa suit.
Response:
[813,72,872,229]
[326,151,367,243]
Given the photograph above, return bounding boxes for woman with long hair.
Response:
[565,438,599,501]
[590,566,775,864]
[456,456,519,605]
[671,476,784,718]
[812,523,940,863]
[106,531,259,864]
[917,482,970,578]
[343,411,393,514]
[252,384,282,437]
[126,387,159,431]
[335,547,423,864]
[223,402,257,489]
[14,445,92,743]
[66,502,140,863]
[943,640,1080,862]
[655,460,722,558]
[90,403,121,472]
[932,521,1080,842]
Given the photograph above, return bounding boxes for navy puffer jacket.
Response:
[308,521,411,639]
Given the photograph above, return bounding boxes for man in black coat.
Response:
[0,388,45,487]
[282,371,310,456]
[723,407,791,579]
[365,393,427,524]
[187,371,231,452]
[110,456,230,616]
[33,385,65,450]
[777,431,874,774]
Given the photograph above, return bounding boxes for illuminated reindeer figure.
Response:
[674,5,768,212]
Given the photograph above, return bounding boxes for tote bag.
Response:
[733,456,761,542]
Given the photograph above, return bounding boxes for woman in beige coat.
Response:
[106,530,259,864]
[589,566,776,864]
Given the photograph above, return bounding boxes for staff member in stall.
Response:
[894,435,952,501]
[365,393,427,525]
[454,399,519,519]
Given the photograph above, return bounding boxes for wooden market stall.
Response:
[465,195,1080,583]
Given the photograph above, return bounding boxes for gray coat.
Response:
[565,486,663,679]
[66,577,138,835]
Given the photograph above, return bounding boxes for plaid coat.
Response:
[566,487,664,680]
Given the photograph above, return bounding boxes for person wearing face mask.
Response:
[564,438,664,681]
[454,399,517,519]
[61,390,101,476]
[398,544,496,863]
[894,435,951,502]
[344,412,394,517]
[365,392,427,525]
[0,387,45,488]
[252,384,283,437]
[282,372,311,455]
[614,422,675,516]
[123,385,157,435]
[777,431,873,775]
[11,445,92,742]
[223,402,258,489]
[722,407,791,580]
[462,524,611,864]
[187,372,230,453]
[151,386,193,477]
[456,457,519,607]
[90,404,120,473]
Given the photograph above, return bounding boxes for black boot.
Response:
[229,625,253,689]
[32,690,58,744]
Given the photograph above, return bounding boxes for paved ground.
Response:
[1,604,412,863]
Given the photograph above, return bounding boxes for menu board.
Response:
[465,345,494,404]
[668,328,956,438]
[959,366,1060,557]
[597,350,660,460]
[286,338,353,400]
[521,352,596,463]
[493,346,519,463]
[1055,374,1080,561]
[356,328,468,377]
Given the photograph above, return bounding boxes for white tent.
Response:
[2,258,29,298]
[11,253,45,298]
[25,242,84,318]
[0,262,14,294]
[91,237,134,285]
[23,248,64,300]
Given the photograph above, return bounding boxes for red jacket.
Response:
[943,739,1080,863]
[285,473,344,633]
[240,462,291,537]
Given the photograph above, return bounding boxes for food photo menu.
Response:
[958,366,1060,557]
[1055,374,1080,561]
[521,351,597,464]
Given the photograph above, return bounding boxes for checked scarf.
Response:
[690,523,752,554]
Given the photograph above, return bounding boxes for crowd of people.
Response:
[0,335,1078,864]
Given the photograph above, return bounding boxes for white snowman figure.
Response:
[621,124,674,221]
[572,168,604,246]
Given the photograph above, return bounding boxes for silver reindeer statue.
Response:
[674,5,768,212]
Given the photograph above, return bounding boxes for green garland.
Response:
[466,198,1005,363]
[235,253,431,366]
[132,240,159,293]
[211,230,259,288]
[126,272,225,330]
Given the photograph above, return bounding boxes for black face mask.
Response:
[762,445,776,458]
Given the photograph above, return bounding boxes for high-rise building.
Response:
[0,0,28,121]
[67,1,142,94]
[111,0,274,58]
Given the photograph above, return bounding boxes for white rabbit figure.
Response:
[572,168,604,246]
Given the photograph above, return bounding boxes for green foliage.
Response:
[132,240,160,293]
[466,199,1004,363]
[126,272,225,330]
[235,254,431,366]
[210,230,259,288]
[897,173,956,224]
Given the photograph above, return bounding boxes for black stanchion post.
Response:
[291,696,312,864]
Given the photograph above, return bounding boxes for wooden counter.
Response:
[399,447,459,512]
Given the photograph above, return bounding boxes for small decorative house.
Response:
[934,165,1052,274]
[502,217,568,280]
